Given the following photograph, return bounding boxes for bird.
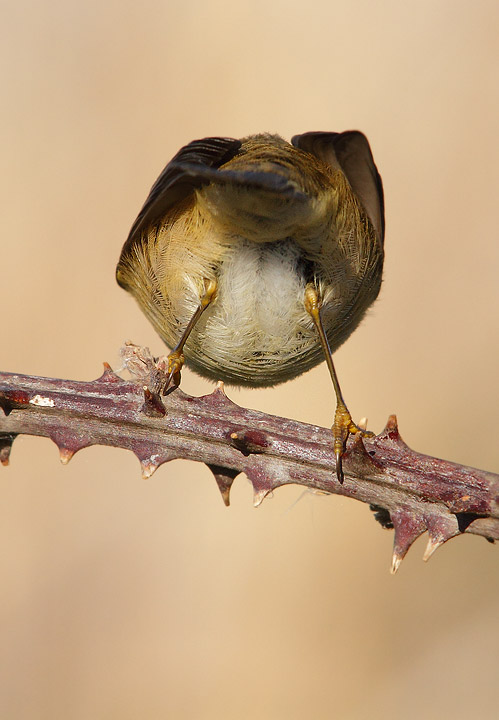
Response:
[116,131,385,482]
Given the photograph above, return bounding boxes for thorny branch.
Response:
[0,355,498,573]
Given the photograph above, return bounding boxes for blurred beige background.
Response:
[1,1,499,718]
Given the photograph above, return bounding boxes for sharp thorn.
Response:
[385,414,399,432]
[142,387,167,417]
[424,515,460,555]
[391,509,425,564]
[253,489,269,508]
[357,417,368,430]
[423,535,444,562]
[59,447,76,465]
[391,552,403,574]
[98,362,122,382]
[140,461,158,479]
[206,464,239,507]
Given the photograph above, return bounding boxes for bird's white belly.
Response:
[184,239,322,386]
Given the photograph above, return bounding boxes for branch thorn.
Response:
[423,535,445,562]
[206,464,239,506]
[390,508,426,572]
[253,488,270,508]
[59,447,75,465]
[142,387,167,417]
[391,552,403,575]
[140,459,159,479]
[215,381,226,395]
[380,414,408,446]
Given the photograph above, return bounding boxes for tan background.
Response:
[1,1,499,718]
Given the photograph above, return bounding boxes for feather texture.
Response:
[116,132,384,387]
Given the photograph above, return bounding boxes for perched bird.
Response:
[116,132,384,481]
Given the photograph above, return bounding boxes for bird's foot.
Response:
[332,403,374,483]
[157,350,184,394]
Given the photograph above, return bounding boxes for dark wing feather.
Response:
[176,162,305,198]
[291,131,385,243]
[120,136,242,262]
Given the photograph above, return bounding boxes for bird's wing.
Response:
[291,131,385,244]
[119,137,242,261]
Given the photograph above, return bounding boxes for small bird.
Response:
[116,132,384,482]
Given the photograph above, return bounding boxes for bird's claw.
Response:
[332,404,374,483]
[157,350,184,394]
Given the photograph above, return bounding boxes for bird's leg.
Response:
[159,278,217,393]
[304,284,374,483]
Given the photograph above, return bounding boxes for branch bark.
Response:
[1,362,497,573]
